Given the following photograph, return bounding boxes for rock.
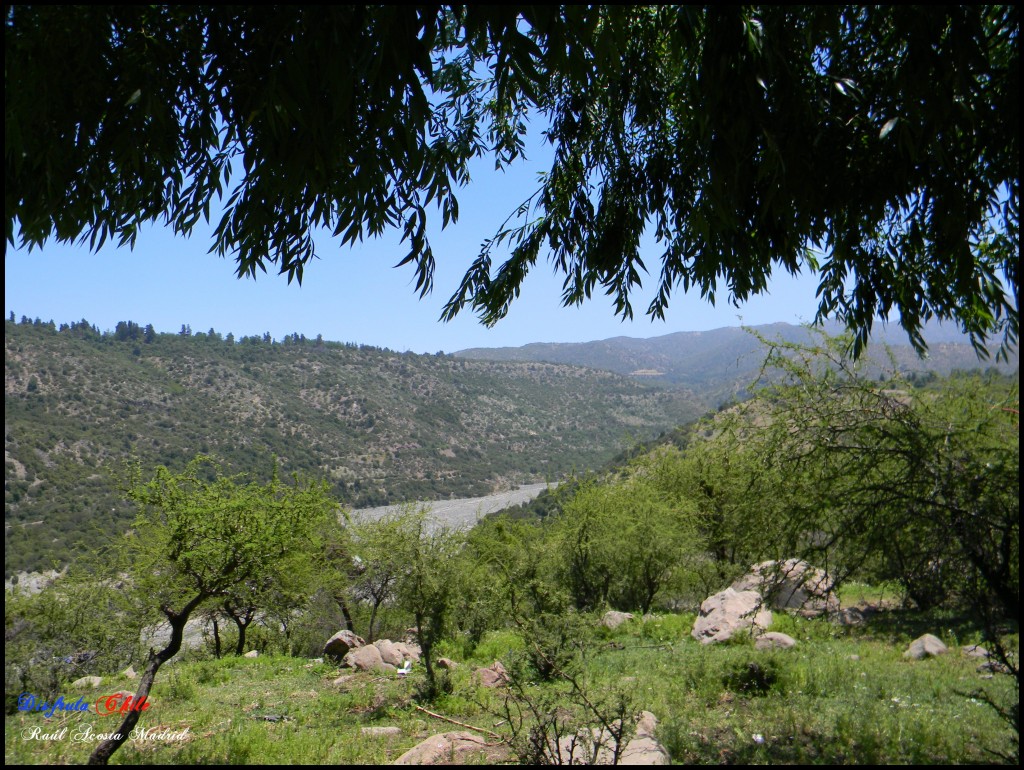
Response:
[122,665,137,680]
[830,607,865,626]
[601,611,635,630]
[903,633,948,660]
[324,629,365,661]
[977,660,1012,674]
[392,641,422,663]
[731,559,838,617]
[394,731,502,765]
[755,632,797,650]
[849,654,861,661]
[374,639,404,666]
[361,726,402,738]
[549,710,669,765]
[72,676,103,689]
[437,657,459,670]
[243,650,259,659]
[475,660,509,688]
[343,644,390,672]
[692,588,772,644]
[332,674,357,686]
[962,644,990,659]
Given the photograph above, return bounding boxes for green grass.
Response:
[4,612,1018,765]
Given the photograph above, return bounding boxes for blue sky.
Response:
[5,149,825,355]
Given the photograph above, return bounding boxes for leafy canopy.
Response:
[5,6,1018,355]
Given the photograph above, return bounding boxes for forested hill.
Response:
[455,322,1018,407]
[3,318,703,575]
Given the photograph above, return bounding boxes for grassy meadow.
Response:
[5,604,1017,765]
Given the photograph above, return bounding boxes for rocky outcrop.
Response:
[731,559,838,617]
[692,588,772,644]
[343,644,394,672]
[374,639,403,666]
[324,629,365,661]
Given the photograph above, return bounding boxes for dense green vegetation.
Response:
[5,336,1017,764]
[4,317,701,576]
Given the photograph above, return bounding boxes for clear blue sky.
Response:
[5,148,826,355]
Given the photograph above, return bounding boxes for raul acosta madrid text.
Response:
[21,724,191,743]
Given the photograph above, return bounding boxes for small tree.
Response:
[87,456,337,765]
[387,507,466,700]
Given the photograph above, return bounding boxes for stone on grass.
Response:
[601,611,634,630]
[324,629,365,661]
[549,710,669,765]
[361,725,402,738]
[437,657,459,670]
[755,632,797,650]
[903,633,948,660]
[394,731,506,765]
[475,660,509,688]
[731,559,838,617]
[72,676,103,689]
[344,644,393,672]
[243,650,259,659]
[374,639,404,666]
[692,588,772,644]
[962,644,990,659]
[122,665,137,680]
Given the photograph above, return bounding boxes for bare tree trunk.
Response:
[88,593,207,765]
[212,616,222,659]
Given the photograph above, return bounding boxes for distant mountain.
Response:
[4,320,703,575]
[455,321,1018,406]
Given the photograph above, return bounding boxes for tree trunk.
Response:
[88,592,208,765]
[212,617,222,659]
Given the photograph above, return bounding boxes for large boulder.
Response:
[692,588,772,644]
[343,644,393,672]
[374,639,404,666]
[324,629,365,661]
[549,710,670,765]
[730,559,838,617]
[601,611,635,630]
[394,731,508,765]
[903,633,948,660]
[392,641,422,663]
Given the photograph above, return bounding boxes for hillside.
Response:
[456,322,1018,406]
[4,319,703,575]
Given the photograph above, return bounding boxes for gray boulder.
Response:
[72,676,103,689]
[324,629,365,661]
[731,559,838,617]
[903,633,948,660]
[692,588,772,644]
[601,611,635,630]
